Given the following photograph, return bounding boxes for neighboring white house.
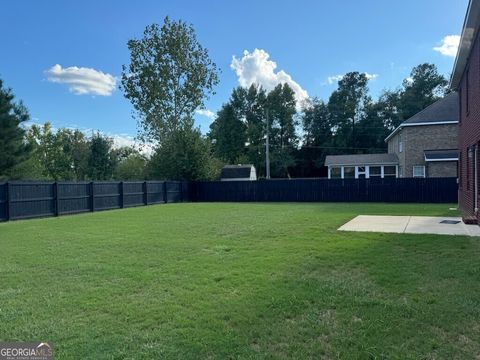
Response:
[220,165,257,181]
[325,154,399,179]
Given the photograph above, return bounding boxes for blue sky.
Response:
[0,0,468,147]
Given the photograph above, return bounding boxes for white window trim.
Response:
[413,165,426,178]
[328,165,399,179]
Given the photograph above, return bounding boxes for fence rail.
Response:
[0,181,189,222]
[190,177,458,204]
[0,177,457,222]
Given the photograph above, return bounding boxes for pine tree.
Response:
[0,78,30,178]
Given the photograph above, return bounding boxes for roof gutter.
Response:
[450,0,480,90]
[424,158,459,162]
[326,162,399,167]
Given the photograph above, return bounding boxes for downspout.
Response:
[475,145,478,213]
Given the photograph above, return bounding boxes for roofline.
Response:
[450,0,480,89]
[424,158,459,162]
[384,121,458,142]
[222,165,254,168]
[326,162,399,167]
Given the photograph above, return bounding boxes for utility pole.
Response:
[265,109,271,179]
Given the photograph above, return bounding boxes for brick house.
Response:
[386,93,458,178]
[450,0,480,223]
[325,94,458,179]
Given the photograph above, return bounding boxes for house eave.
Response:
[450,0,480,90]
[327,162,399,167]
[384,121,459,142]
[424,158,459,162]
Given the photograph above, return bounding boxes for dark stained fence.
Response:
[190,177,458,204]
[0,177,458,222]
[0,181,189,222]
[0,183,7,220]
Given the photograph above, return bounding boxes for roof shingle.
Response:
[324,153,399,166]
[402,92,459,124]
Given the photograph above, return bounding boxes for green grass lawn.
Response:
[1,203,479,359]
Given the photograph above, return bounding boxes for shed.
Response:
[220,165,257,181]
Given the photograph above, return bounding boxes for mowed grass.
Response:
[0,203,479,359]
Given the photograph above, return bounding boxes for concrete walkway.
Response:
[338,215,480,237]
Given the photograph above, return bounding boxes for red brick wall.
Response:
[458,27,480,222]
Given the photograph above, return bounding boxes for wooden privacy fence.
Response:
[190,177,458,204]
[0,178,457,222]
[0,181,189,221]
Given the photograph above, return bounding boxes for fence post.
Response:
[143,181,148,205]
[5,182,10,221]
[163,181,168,204]
[120,181,124,209]
[54,182,59,216]
[90,181,95,212]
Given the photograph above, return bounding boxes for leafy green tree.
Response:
[297,98,332,175]
[375,90,402,130]
[231,84,267,176]
[399,63,448,121]
[69,129,90,180]
[147,126,217,181]
[356,100,389,153]
[209,103,246,163]
[266,83,298,177]
[88,133,116,180]
[115,150,147,180]
[302,98,332,148]
[267,83,298,149]
[0,78,30,178]
[25,124,90,180]
[26,123,72,180]
[328,72,370,152]
[121,17,219,142]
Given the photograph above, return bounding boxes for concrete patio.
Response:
[339,215,480,237]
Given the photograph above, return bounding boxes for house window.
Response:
[369,166,381,177]
[343,167,355,178]
[413,166,426,178]
[383,166,396,177]
[330,167,341,179]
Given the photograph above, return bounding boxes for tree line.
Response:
[0,17,448,181]
[209,64,447,178]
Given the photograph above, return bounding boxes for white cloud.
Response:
[231,49,308,110]
[325,72,379,85]
[364,72,379,80]
[327,74,344,85]
[196,109,215,120]
[433,35,460,57]
[110,133,154,157]
[45,64,117,96]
